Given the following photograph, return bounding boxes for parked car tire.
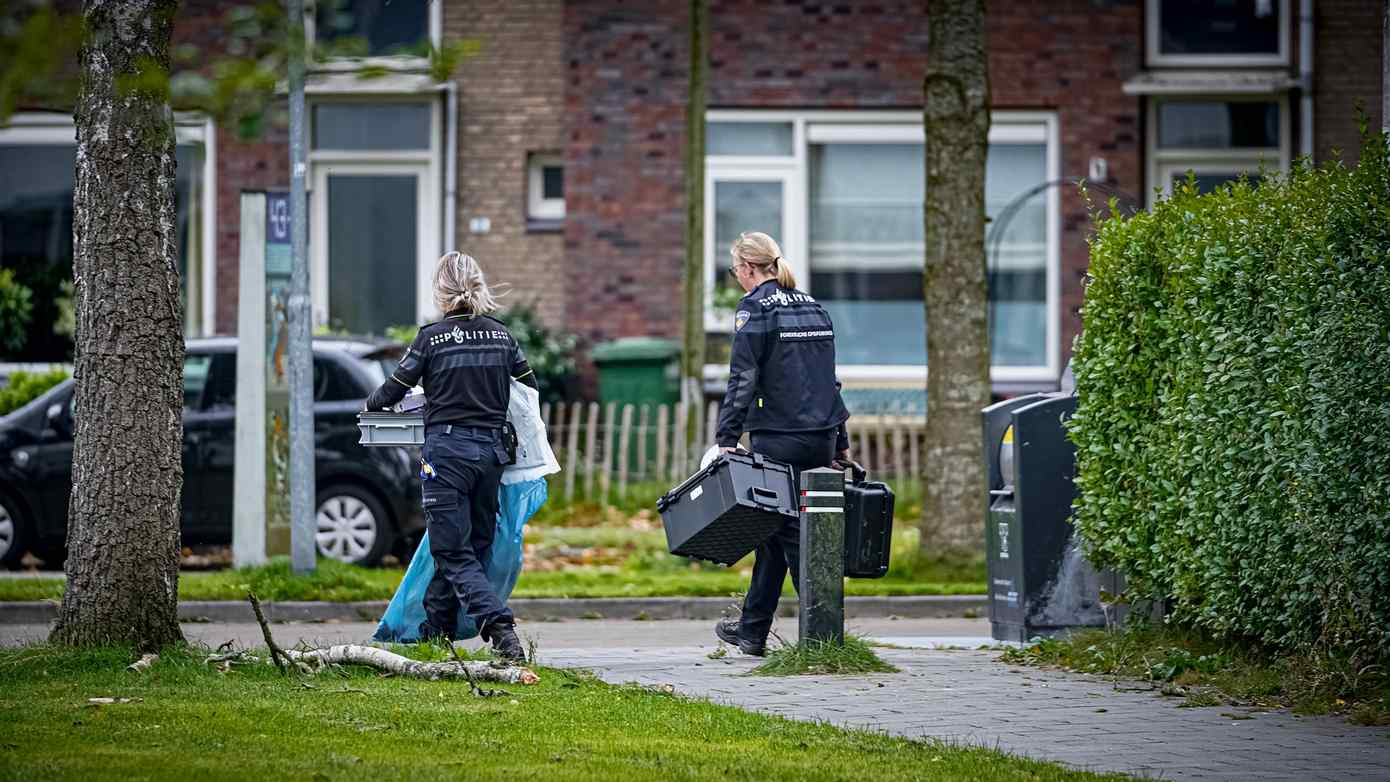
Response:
[0,491,30,570]
[315,483,395,567]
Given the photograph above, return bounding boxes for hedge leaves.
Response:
[1071,130,1390,659]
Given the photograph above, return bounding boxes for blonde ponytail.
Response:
[773,257,797,289]
[432,251,505,316]
[730,231,797,289]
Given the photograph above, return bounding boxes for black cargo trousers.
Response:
[737,427,838,642]
[419,424,513,641]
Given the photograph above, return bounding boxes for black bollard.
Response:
[798,467,846,644]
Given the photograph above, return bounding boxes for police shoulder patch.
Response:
[734,310,751,331]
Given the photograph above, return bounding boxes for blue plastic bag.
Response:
[372,478,548,642]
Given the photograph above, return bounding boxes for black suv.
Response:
[0,337,423,568]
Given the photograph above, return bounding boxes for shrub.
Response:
[0,367,70,416]
[1070,127,1390,661]
[0,269,34,355]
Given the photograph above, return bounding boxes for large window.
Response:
[308,99,441,335]
[0,114,215,360]
[1148,96,1288,203]
[705,112,1059,382]
[1147,0,1288,67]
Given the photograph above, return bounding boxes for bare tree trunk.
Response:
[921,0,991,553]
[681,0,708,457]
[51,0,184,649]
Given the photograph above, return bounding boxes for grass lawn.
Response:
[0,524,986,603]
[0,644,1131,782]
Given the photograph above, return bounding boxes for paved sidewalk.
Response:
[546,643,1390,782]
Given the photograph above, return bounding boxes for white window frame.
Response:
[1146,0,1290,68]
[0,111,218,337]
[1146,94,1290,205]
[703,109,1062,385]
[307,96,442,328]
[305,0,442,72]
[527,154,566,221]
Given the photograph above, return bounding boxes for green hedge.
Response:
[1070,130,1390,659]
[0,367,70,416]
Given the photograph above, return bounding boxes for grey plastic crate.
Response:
[357,412,425,446]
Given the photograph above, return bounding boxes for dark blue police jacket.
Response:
[715,279,850,448]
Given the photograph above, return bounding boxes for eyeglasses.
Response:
[728,263,745,278]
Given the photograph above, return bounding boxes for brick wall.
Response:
[172,0,290,335]
[450,0,568,329]
[563,0,691,364]
[1314,0,1385,165]
[564,0,1143,373]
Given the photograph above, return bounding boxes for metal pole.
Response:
[798,467,845,644]
[287,0,316,574]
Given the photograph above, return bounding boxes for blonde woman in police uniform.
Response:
[714,231,851,656]
[365,252,536,661]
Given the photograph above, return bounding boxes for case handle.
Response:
[833,459,867,484]
[748,486,781,508]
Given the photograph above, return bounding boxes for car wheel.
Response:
[315,484,394,566]
[0,493,29,570]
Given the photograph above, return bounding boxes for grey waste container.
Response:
[982,393,1114,643]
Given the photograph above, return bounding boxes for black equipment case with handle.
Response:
[656,452,798,566]
[843,462,895,578]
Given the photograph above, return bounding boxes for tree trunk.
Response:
[50,0,185,650]
[921,0,991,553]
[681,0,708,455]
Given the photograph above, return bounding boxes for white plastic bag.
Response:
[503,379,561,485]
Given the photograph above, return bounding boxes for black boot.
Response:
[714,617,766,657]
[485,621,526,663]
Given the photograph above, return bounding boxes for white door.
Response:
[310,161,437,334]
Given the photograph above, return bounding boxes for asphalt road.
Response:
[0,616,995,652]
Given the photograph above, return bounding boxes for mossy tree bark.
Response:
[50,0,185,650]
[921,0,991,553]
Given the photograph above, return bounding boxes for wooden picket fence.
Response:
[536,401,925,504]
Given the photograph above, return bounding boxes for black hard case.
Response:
[656,452,798,566]
[844,464,895,579]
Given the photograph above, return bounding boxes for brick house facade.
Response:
[3,1,1384,401]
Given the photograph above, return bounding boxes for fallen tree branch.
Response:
[449,640,512,698]
[282,645,539,685]
[248,593,289,674]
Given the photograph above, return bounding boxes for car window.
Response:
[202,354,238,412]
[312,358,350,401]
[184,355,214,410]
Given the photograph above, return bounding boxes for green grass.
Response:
[0,644,1133,781]
[1,523,985,602]
[1000,627,1390,726]
[750,635,900,677]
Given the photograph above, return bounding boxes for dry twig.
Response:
[449,641,512,698]
[247,593,290,674]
